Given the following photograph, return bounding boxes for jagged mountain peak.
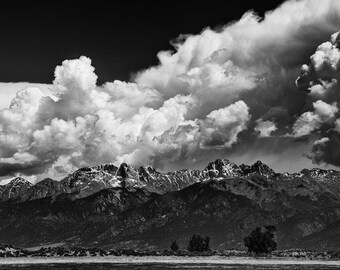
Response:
[138,165,158,176]
[253,160,266,166]
[208,158,236,168]
[94,163,118,173]
[201,158,277,178]
[251,160,275,174]
[203,158,240,178]
[75,163,118,174]
[118,162,128,168]
[7,177,32,187]
[213,158,232,164]
[0,177,33,202]
[117,163,138,178]
[301,168,329,175]
[239,160,276,177]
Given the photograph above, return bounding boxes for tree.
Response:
[244,225,277,254]
[187,234,210,252]
[170,240,179,251]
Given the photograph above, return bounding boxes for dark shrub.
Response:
[187,234,210,252]
[170,240,179,251]
[244,225,277,254]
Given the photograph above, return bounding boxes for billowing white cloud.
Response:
[292,101,338,137]
[292,112,321,137]
[0,56,251,179]
[137,0,340,101]
[313,137,330,146]
[153,101,250,164]
[296,31,340,100]
[295,29,340,166]
[53,56,98,95]
[102,81,160,119]
[0,83,52,110]
[0,152,38,165]
[201,101,250,148]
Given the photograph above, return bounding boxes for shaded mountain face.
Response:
[0,159,340,250]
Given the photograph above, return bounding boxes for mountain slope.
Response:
[0,171,339,250]
[0,158,340,250]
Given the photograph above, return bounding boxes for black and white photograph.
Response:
[0,0,340,269]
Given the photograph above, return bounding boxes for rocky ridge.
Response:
[3,158,337,202]
[0,158,339,250]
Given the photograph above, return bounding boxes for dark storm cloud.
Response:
[309,133,340,167]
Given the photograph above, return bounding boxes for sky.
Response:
[1,0,340,183]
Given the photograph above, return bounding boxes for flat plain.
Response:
[0,256,340,269]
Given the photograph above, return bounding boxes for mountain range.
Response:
[0,158,339,251]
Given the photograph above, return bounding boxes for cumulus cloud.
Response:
[53,56,97,95]
[0,83,52,110]
[150,100,250,166]
[296,31,340,100]
[292,100,338,137]
[3,0,340,181]
[102,81,160,119]
[295,29,340,166]
[313,137,330,146]
[0,152,38,165]
[201,101,250,148]
[0,56,250,179]
[254,119,277,138]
